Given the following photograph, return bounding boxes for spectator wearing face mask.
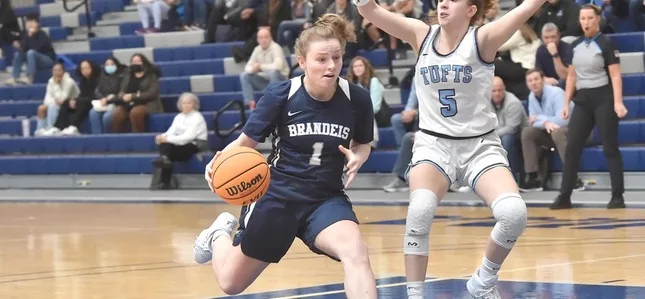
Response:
[88,57,126,134]
[111,53,163,133]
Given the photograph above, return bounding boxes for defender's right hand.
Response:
[204,151,223,192]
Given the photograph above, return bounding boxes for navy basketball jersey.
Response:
[242,75,374,201]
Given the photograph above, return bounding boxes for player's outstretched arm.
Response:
[354,0,429,53]
[476,0,546,62]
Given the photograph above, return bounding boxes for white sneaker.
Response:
[466,269,501,299]
[193,212,238,264]
[61,126,80,135]
[34,128,46,136]
[42,127,61,136]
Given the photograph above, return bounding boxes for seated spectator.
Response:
[490,77,527,181]
[533,0,582,40]
[51,60,101,136]
[519,69,584,192]
[276,0,312,51]
[151,92,208,190]
[347,56,391,127]
[326,0,362,57]
[111,53,163,133]
[35,63,80,136]
[382,130,416,193]
[390,82,418,147]
[5,13,55,85]
[203,0,252,44]
[240,27,289,109]
[182,0,208,30]
[0,0,21,63]
[89,57,127,134]
[134,0,171,35]
[535,23,572,88]
[292,0,334,52]
[604,0,645,31]
[376,0,422,58]
[495,23,540,100]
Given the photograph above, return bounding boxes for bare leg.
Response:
[314,220,377,299]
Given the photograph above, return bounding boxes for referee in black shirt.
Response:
[550,4,628,210]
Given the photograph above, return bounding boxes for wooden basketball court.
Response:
[1,190,645,298]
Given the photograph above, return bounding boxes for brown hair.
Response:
[294,14,357,58]
[346,56,377,87]
[518,23,538,43]
[581,3,602,15]
[427,0,499,26]
[525,68,544,77]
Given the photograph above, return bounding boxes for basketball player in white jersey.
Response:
[355,0,546,298]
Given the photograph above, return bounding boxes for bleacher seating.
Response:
[1,0,645,178]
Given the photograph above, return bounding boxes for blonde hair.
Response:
[427,0,499,26]
[294,14,357,58]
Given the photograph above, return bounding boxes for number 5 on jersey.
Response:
[438,89,457,117]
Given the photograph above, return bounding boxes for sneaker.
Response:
[42,127,61,136]
[548,194,572,210]
[135,28,148,35]
[383,178,408,193]
[519,178,543,192]
[193,212,238,264]
[34,128,46,136]
[573,179,586,192]
[17,76,32,85]
[4,78,17,86]
[466,269,501,299]
[607,195,626,209]
[61,126,80,135]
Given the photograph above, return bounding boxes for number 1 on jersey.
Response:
[309,142,324,165]
[438,89,457,117]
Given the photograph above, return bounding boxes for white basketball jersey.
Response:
[414,25,497,138]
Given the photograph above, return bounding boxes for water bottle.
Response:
[21,118,30,137]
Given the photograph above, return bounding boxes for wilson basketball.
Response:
[210,147,270,206]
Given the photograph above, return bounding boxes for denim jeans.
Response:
[88,108,114,134]
[390,113,419,147]
[137,0,170,29]
[12,49,54,79]
[36,103,60,130]
[277,19,307,50]
[393,131,416,180]
[240,70,285,104]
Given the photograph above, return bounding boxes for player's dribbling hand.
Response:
[204,151,223,192]
[338,145,362,189]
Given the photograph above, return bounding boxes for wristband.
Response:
[354,0,370,6]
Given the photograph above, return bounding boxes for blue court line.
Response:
[214,277,645,299]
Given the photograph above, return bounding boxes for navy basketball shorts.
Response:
[231,195,358,263]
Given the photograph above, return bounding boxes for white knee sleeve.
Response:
[490,193,528,249]
[403,189,438,255]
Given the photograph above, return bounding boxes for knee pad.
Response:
[403,189,439,256]
[490,193,528,249]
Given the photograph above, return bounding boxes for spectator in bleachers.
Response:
[51,60,101,136]
[4,13,55,86]
[382,130,415,192]
[490,77,527,181]
[519,68,583,192]
[182,0,208,30]
[390,82,418,147]
[35,63,80,136]
[495,23,540,100]
[346,56,391,128]
[151,92,208,190]
[88,57,127,134]
[604,0,645,31]
[0,0,21,63]
[276,0,312,51]
[134,0,171,35]
[375,0,422,58]
[533,0,582,40]
[203,0,253,44]
[240,28,289,109]
[325,0,363,54]
[111,53,163,133]
[552,4,627,209]
[535,23,572,88]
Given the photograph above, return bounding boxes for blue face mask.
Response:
[105,65,117,74]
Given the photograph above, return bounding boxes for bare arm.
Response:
[350,139,371,162]
[222,133,260,151]
[607,64,623,105]
[564,65,576,106]
[477,0,546,61]
[356,0,429,52]
[553,57,569,79]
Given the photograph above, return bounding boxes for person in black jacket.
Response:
[533,0,582,38]
[5,13,56,85]
[0,0,21,62]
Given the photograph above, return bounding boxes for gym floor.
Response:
[1,189,644,298]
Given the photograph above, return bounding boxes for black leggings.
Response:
[560,85,624,197]
[158,142,199,185]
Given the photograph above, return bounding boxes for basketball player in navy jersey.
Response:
[192,14,378,298]
[356,0,546,298]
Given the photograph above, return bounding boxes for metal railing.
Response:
[62,0,95,38]
[212,100,247,138]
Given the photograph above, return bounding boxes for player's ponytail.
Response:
[294,14,357,58]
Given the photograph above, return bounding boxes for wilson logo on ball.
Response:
[225,174,264,196]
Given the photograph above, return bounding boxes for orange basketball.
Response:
[210,146,270,206]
